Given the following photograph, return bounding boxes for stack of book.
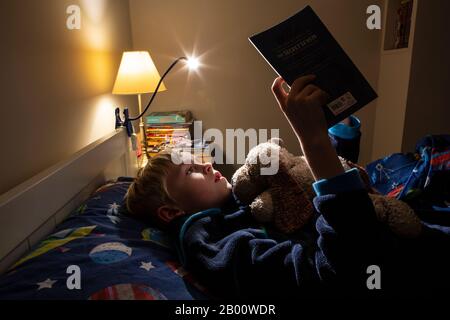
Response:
[145,110,214,163]
[145,110,193,156]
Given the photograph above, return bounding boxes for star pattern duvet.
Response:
[0,178,209,300]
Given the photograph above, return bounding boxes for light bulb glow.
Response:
[186,57,200,70]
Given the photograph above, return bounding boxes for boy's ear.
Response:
[156,205,185,224]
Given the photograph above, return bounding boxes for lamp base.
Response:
[137,93,151,164]
[137,147,149,169]
[138,122,149,158]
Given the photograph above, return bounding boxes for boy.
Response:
[126,75,450,298]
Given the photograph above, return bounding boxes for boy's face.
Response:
[165,155,232,215]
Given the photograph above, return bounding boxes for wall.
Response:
[0,0,136,195]
[371,49,413,159]
[401,0,450,152]
[129,0,382,178]
[371,0,416,160]
[372,0,450,159]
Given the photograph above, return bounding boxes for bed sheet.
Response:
[0,178,210,300]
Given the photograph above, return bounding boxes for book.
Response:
[145,121,193,129]
[146,110,193,125]
[146,127,191,132]
[249,5,378,127]
[144,113,195,158]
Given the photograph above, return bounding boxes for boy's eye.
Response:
[186,166,194,175]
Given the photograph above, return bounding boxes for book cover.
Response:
[249,5,377,127]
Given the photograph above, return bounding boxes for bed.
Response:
[1,129,449,300]
[0,128,209,300]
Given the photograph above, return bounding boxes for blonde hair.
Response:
[125,151,178,228]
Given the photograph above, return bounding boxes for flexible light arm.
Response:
[129,56,188,121]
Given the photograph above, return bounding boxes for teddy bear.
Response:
[231,138,422,238]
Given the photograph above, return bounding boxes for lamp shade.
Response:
[112,51,167,94]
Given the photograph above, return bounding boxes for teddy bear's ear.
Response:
[269,137,285,147]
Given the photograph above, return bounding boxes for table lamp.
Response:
[113,51,200,160]
[112,51,167,155]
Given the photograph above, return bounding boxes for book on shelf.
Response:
[146,122,193,129]
[145,110,193,125]
[146,128,191,139]
[145,112,195,158]
[248,5,377,127]
[146,127,191,133]
[147,131,190,137]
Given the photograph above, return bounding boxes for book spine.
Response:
[146,122,193,128]
[146,115,187,124]
[146,127,190,130]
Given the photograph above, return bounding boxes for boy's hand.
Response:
[340,117,352,126]
[272,75,329,143]
[272,75,345,181]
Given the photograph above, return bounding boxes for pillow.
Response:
[0,178,210,300]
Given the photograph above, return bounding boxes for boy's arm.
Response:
[271,75,385,286]
[272,75,344,180]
